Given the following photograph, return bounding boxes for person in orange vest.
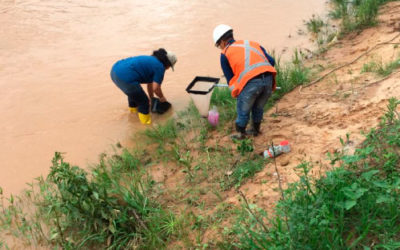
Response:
[213,24,277,139]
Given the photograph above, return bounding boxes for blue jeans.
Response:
[110,70,150,114]
[236,74,273,128]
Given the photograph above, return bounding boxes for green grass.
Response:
[265,50,311,110]
[306,15,325,35]
[222,157,266,190]
[143,119,177,147]
[0,151,176,249]
[223,98,400,249]
[361,60,379,73]
[210,86,237,126]
[361,56,400,76]
[330,0,395,34]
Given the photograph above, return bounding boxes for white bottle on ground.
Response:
[263,140,291,158]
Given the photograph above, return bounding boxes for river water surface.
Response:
[0,0,327,197]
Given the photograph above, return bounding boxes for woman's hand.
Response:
[152,82,167,102]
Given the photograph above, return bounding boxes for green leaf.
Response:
[342,155,362,164]
[93,192,99,200]
[344,200,357,210]
[361,170,379,181]
[50,232,59,240]
[108,223,116,234]
[342,186,367,200]
[373,181,390,189]
[376,195,391,204]
[393,177,400,188]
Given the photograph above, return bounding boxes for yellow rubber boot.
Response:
[138,112,151,124]
[129,107,138,113]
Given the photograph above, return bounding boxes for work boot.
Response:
[246,122,261,136]
[129,107,138,113]
[138,112,151,125]
[231,123,246,140]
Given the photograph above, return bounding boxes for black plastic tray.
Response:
[185,76,220,95]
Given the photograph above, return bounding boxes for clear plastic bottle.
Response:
[264,140,291,158]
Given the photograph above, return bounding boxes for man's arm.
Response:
[220,54,234,84]
[260,46,275,67]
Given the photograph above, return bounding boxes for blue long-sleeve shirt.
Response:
[220,39,275,83]
[112,55,165,85]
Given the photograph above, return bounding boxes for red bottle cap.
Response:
[280,140,289,146]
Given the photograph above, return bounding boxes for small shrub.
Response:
[361,61,378,73]
[41,152,172,249]
[362,57,400,76]
[306,15,325,35]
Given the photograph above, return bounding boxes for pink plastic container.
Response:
[208,106,219,127]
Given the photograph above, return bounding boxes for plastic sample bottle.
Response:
[208,106,219,127]
[263,140,291,158]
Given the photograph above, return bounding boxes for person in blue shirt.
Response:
[110,48,177,124]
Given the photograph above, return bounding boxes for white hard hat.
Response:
[213,24,233,45]
[166,51,177,71]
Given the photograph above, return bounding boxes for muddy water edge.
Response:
[0,0,327,197]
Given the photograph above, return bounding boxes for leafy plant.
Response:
[235,138,254,156]
[24,152,174,249]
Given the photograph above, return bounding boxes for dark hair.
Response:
[152,48,171,68]
[217,30,234,46]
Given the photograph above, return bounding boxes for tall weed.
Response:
[265,50,310,110]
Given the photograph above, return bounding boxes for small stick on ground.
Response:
[237,190,269,233]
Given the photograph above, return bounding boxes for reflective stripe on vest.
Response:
[229,40,272,83]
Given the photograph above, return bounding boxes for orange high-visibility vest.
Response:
[222,40,276,98]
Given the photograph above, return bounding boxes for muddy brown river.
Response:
[0,0,327,197]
